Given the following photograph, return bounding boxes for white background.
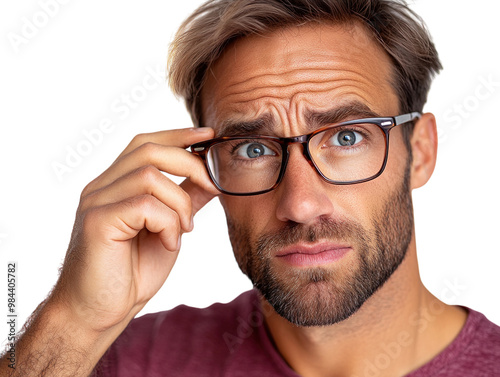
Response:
[1,0,499,347]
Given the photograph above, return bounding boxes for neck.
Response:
[262,242,467,377]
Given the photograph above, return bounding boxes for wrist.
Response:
[41,295,130,360]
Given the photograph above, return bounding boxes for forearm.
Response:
[0,299,124,377]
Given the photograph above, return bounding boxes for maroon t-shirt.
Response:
[93,290,500,376]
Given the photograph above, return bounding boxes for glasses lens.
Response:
[308,122,387,183]
[207,138,283,194]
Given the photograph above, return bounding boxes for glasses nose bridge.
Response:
[282,134,316,169]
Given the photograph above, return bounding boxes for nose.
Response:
[274,144,335,224]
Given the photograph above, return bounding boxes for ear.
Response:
[410,112,438,189]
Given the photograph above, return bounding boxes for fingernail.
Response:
[190,215,194,231]
[177,235,182,250]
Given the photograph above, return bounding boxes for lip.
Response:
[275,242,351,267]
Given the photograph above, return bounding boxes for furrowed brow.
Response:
[216,114,275,137]
[215,102,381,137]
[305,102,381,130]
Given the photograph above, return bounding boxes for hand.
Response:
[51,127,218,334]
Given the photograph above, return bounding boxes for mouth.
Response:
[275,242,351,267]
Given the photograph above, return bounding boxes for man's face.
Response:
[201,22,415,326]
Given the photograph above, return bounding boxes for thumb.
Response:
[180,178,219,217]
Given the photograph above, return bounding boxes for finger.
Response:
[84,144,218,198]
[117,127,214,160]
[80,165,195,232]
[84,194,182,252]
[180,178,218,217]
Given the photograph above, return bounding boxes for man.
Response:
[2,0,499,376]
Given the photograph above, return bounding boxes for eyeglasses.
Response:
[190,112,421,196]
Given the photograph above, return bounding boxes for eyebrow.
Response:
[305,102,381,130]
[216,101,381,137]
[216,114,275,137]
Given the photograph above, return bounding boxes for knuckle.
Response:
[133,194,157,211]
[81,179,98,199]
[77,193,92,213]
[80,206,102,234]
[136,164,160,183]
[127,133,157,157]
[137,141,158,156]
[131,133,147,146]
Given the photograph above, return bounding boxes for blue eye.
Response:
[237,142,275,159]
[332,130,364,146]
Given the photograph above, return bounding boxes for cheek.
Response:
[384,130,411,184]
[220,195,276,236]
[360,137,411,219]
[323,152,409,231]
[331,185,382,230]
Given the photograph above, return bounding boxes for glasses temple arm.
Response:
[394,112,422,125]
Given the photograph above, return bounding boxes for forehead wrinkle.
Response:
[223,64,375,90]
[212,61,390,108]
[219,65,384,99]
[212,87,382,138]
[213,76,385,114]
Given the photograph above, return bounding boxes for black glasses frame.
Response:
[190,112,421,196]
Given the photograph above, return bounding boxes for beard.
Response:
[226,162,414,327]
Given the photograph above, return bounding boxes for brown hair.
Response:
[168,0,442,132]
